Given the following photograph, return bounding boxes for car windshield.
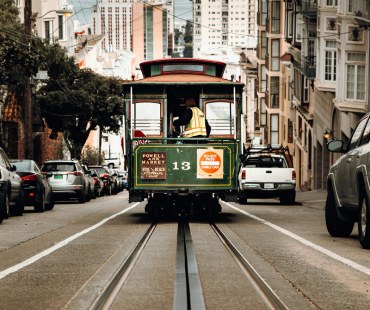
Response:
[12,161,32,171]
[90,167,109,175]
[42,163,76,172]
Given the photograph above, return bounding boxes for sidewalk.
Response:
[295,189,327,210]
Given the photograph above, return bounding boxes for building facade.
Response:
[193,0,257,57]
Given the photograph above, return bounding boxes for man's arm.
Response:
[173,108,192,127]
[206,120,211,137]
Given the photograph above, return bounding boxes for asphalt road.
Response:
[0,191,369,309]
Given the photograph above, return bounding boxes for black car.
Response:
[88,165,113,196]
[11,159,54,212]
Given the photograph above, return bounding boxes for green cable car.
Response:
[122,58,244,217]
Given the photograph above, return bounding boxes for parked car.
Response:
[326,112,370,248]
[41,159,89,203]
[88,165,113,196]
[108,168,120,194]
[112,168,124,192]
[90,169,104,197]
[10,159,54,212]
[81,164,95,200]
[0,147,25,223]
[118,169,129,190]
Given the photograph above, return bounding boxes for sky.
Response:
[68,0,193,26]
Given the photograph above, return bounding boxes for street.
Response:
[0,190,369,309]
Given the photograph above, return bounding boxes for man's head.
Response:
[184,97,196,108]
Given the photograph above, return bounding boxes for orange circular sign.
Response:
[199,151,221,174]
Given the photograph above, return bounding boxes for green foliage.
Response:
[81,146,104,165]
[0,2,125,159]
[183,21,193,58]
[36,51,125,159]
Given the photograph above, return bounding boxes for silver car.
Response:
[41,160,88,203]
[326,112,370,248]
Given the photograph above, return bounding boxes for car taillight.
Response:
[241,170,246,179]
[100,173,109,179]
[67,171,82,176]
[292,170,296,180]
[21,174,37,181]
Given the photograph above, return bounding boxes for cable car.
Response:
[122,58,244,217]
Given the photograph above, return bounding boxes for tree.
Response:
[36,46,125,159]
[0,0,44,151]
[183,20,193,58]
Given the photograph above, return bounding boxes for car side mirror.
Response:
[10,165,16,172]
[327,140,344,153]
[91,173,97,177]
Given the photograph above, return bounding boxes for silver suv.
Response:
[326,112,370,248]
[41,159,88,203]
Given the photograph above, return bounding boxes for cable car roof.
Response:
[139,58,227,78]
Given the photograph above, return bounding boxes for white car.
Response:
[326,112,370,248]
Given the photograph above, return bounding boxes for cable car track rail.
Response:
[210,222,289,310]
[90,223,157,310]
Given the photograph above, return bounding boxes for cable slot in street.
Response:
[173,218,206,310]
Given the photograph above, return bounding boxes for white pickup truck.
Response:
[237,145,296,205]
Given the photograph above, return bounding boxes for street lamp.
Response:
[37,8,73,19]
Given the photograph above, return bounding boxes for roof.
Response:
[128,73,243,85]
[139,58,227,78]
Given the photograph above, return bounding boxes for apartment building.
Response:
[193,0,257,57]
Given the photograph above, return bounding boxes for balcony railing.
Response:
[353,1,370,27]
[295,55,316,79]
[301,0,317,20]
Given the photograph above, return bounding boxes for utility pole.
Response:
[24,0,33,159]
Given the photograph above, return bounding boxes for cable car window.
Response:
[150,64,160,76]
[206,101,235,135]
[162,64,204,72]
[131,102,162,136]
[206,65,216,76]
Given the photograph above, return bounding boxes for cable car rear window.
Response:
[162,64,204,73]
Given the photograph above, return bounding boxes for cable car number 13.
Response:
[172,162,191,171]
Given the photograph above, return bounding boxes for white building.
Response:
[193,0,257,57]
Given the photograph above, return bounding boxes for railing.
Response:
[295,55,316,79]
[301,0,318,19]
[353,0,370,27]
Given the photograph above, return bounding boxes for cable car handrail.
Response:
[131,137,238,143]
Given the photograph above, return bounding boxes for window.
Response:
[261,65,267,93]
[270,77,279,108]
[44,20,53,42]
[206,101,235,136]
[131,102,162,136]
[326,0,338,6]
[271,39,280,71]
[260,98,267,126]
[303,77,309,104]
[271,1,280,33]
[346,53,366,100]
[261,0,267,26]
[270,114,279,144]
[324,40,336,82]
[360,117,370,145]
[348,117,367,151]
[58,15,64,40]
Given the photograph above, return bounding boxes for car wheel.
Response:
[35,190,45,213]
[78,190,86,203]
[358,188,370,249]
[0,194,10,221]
[46,191,55,211]
[238,191,247,205]
[12,187,25,216]
[280,190,296,205]
[325,186,354,237]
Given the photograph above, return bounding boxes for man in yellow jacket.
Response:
[173,98,211,138]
